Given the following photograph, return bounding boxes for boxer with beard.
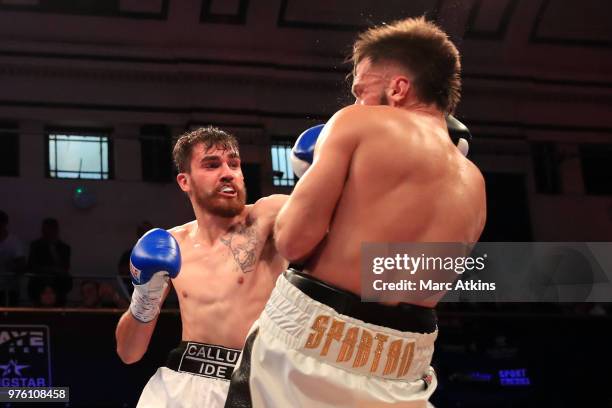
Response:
[115,126,288,408]
[225,17,486,408]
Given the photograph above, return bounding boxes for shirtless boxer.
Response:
[115,126,287,408]
[225,17,486,407]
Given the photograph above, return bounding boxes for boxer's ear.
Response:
[176,172,190,193]
[388,76,411,105]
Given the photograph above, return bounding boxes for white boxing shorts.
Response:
[137,341,241,408]
[225,269,438,408]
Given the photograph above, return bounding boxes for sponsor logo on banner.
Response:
[0,325,51,387]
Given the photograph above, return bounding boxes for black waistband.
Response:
[165,341,241,381]
[285,269,437,334]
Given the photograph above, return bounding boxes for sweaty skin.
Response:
[275,60,486,308]
[169,200,286,348]
[116,144,287,363]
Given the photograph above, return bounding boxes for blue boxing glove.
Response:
[129,228,181,323]
[290,124,325,178]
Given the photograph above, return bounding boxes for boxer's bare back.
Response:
[303,105,487,306]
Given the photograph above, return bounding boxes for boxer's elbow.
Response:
[277,239,306,262]
[116,344,144,365]
[115,321,146,364]
[276,228,320,262]
[275,208,326,260]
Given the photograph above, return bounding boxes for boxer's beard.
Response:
[194,184,247,218]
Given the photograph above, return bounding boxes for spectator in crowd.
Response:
[80,279,129,309]
[98,281,129,308]
[0,210,26,306]
[27,218,72,307]
[117,221,152,296]
[80,280,101,308]
[38,285,58,308]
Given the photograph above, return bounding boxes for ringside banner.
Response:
[361,242,612,302]
[0,325,52,388]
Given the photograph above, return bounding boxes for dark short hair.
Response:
[351,16,461,114]
[172,126,239,173]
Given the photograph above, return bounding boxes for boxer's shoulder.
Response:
[166,220,197,244]
[248,195,288,230]
[327,105,397,139]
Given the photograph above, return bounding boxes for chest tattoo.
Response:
[220,221,259,274]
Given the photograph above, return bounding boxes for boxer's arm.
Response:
[253,194,289,237]
[275,107,359,261]
[115,284,171,364]
[115,228,180,364]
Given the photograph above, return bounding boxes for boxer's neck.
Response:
[193,209,246,245]
[397,99,442,118]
